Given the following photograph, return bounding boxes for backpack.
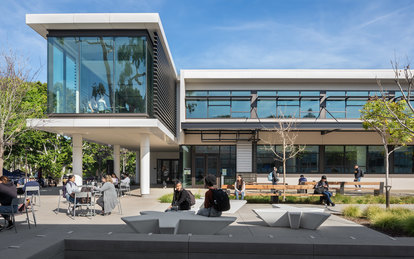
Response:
[186,190,196,206]
[267,172,273,181]
[212,189,230,212]
[361,170,365,177]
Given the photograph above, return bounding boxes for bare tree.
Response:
[262,118,306,198]
[0,51,39,175]
[377,61,414,135]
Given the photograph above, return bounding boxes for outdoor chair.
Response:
[55,189,67,214]
[1,197,32,233]
[24,186,41,206]
[119,182,131,196]
[70,192,95,218]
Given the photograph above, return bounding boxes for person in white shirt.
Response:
[64,175,80,203]
[121,173,130,186]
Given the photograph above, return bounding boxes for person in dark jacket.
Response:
[0,176,18,229]
[354,165,363,189]
[315,175,335,206]
[271,167,280,185]
[197,174,221,217]
[166,181,190,211]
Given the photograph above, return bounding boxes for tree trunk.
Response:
[0,144,4,176]
[385,147,390,209]
[282,143,286,202]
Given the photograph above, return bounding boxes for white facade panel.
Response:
[237,143,252,172]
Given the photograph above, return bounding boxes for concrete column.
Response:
[140,134,150,195]
[72,134,83,179]
[135,151,140,184]
[114,145,121,178]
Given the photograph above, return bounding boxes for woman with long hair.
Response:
[94,175,118,215]
[234,175,245,200]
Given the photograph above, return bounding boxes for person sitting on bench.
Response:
[315,175,335,207]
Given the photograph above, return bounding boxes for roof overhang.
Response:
[27,118,178,151]
[182,119,364,131]
[26,13,177,79]
[181,69,398,84]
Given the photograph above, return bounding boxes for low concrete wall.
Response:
[63,234,414,259]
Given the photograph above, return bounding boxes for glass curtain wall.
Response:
[48,35,149,114]
[256,145,319,174]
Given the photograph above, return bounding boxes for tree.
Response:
[0,51,42,175]
[360,97,413,208]
[262,118,305,199]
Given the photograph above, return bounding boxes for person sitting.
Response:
[111,173,119,186]
[315,175,335,206]
[65,175,80,203]
[23,176,40,196]
[234,175,245,200]
[298,175,307,184]
[120,173,130,186]
[166,181,190,211]
[93,175,118,216]
[197,174,221,217]
[0,176,18,230]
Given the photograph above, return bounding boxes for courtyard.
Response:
[0,187,413,258]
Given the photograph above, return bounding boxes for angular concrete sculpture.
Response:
[253,209,290,227]
[122,211,236,235]
[254,206,330,230]
[300,211,331,230]
[122,217,160,234]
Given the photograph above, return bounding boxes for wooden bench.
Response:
[221,184,328,199]
[304,181,384,195]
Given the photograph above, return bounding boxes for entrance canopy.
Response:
[27,118,178,151]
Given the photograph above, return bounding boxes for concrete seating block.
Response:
[224,200,247,214]
[125,211,236,235]
[121,216,160,234]
[174,217,237,235]
[253,209,289,227]
[300,211,331,230]
[272,204,325,213]
[288,211,301,229]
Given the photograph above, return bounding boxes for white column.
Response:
[135,151,140,184]
[72,134,83,180]
[140,134,150,195]
[114,145,121,178]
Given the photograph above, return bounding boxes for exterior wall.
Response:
[153,32,177,135]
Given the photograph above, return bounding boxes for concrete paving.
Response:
[0,186,413,258]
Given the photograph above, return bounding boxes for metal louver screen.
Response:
[237,143,252,172]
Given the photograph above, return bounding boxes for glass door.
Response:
[157,159,179,184]
[193,154,219,187]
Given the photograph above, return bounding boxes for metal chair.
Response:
[117,188,123,215]
[55,189,67,214]
[1,198,31,233]
[24,186,41,206]
[119,182,131,196]
[71,192,95,218]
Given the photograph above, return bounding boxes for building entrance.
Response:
[193,154,220,187]
[157,159,179,185]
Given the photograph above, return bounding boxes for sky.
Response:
[1,0,414,82]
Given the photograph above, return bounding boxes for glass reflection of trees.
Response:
[115,37,146,113]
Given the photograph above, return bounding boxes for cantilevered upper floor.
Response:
[26,13,178,149]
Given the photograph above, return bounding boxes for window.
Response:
[367,146,385,173]
[256,145,319,174]
[394,146,414,174]
[48,35,150,114]
[185,91,251,118]
[325,146,345,173]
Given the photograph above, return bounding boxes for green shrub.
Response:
[245,196,270,203]
[363,206,383,220]
[371,212,404,231]
[341,196,352,204]
[158,193,173,203]
[389,207,413,216]
[390,197,403,204]
[403,215,414,236]
[342,205,362,218]
[400,196,414,204]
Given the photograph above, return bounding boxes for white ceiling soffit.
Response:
[25,13,177,78]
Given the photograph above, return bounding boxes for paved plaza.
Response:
[0,187,413,258]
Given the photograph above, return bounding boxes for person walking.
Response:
[354,164,363,190]
[234,175,245,200]
[271,167,280,185]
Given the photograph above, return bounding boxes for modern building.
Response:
[26,13,414,193]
